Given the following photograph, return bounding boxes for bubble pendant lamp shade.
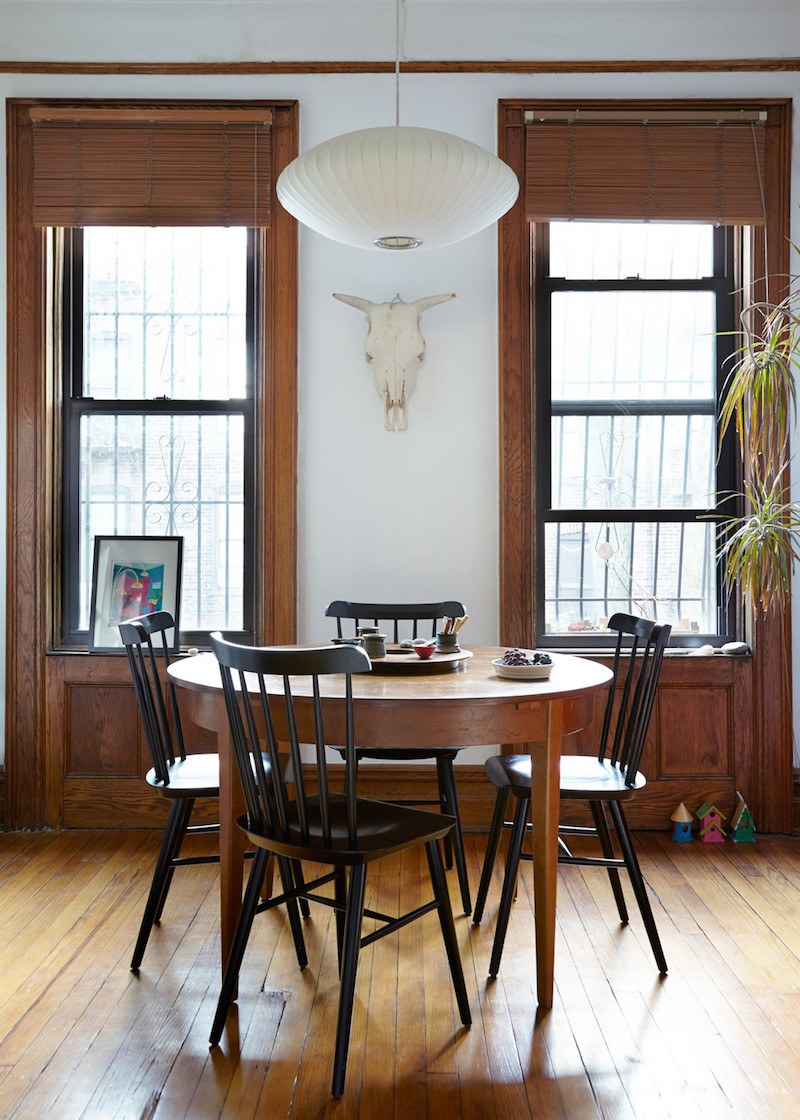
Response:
[276,125,520,251]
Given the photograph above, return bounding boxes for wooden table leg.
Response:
[529,698,564,1010]
[216,695,247,983]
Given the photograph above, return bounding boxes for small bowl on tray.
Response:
[492,650,553,680]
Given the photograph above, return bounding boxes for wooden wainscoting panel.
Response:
[47,654,220,829]
[656,684,733,777]
[64,683,139,777]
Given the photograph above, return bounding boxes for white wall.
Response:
[2,1,800,765]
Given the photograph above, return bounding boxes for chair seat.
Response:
[239,793,456,865]
[146,753,220,798]
[484,753,646,800]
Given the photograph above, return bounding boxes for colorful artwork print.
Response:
[110,563,165,622]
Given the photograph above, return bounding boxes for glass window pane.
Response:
[552,415,716,510]
[543,520,717,635]
[84,227,248,400]
[549,222,715,280]
[79,413,244,631]
[551,291,716,402]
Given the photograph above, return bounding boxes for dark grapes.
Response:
[500,648,552,667]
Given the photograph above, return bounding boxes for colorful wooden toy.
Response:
[730,791,756,843]
[670,802,694,842]
[695,800,727,843]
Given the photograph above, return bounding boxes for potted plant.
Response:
[717,280,800,613]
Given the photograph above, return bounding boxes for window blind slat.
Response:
[32,118,272,227]
[525,122,766,224]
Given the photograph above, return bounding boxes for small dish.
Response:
[492,653,553,680]
[412,639,436,660]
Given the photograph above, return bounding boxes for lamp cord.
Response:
[395,0,405,127]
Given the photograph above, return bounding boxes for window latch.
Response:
[153,394,171,401]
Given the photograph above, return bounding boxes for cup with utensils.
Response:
[436,613,469,653]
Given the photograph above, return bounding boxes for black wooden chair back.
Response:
[599,613,672,785]
[119,610,185,785]
[325,599,466,644]
[210,634,372,855]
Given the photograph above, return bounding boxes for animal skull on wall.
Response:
[333,291,457,430]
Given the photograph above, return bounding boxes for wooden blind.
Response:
[30,107,272,227]
[525,118,767,224]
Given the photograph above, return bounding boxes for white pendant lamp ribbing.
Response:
[276,2,519,251]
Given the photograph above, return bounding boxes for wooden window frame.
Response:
[5,98,299,829]
[498,97,793,833]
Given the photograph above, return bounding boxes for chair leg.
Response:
[437,755,472,915]
[473,786,511,925]
[608,801,668,975]
[153,797,194,923]
[259,853,275,902]
[425,840,472,1028]
[278,857,308,970]
[131,797,193,972]
[291,860,312,919]
[437,758,454,870]
[210,847,271,1045]
[589,800,629,925]
[489,795,529,978]
[331,863,367,1098]
[334,866,347,974]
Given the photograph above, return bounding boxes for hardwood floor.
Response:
[1,829,799,1119]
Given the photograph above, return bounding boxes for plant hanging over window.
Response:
[718,270,800,612]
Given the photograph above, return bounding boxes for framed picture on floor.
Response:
[88,535,183,652]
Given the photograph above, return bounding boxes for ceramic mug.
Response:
[435,631,460,653]
[362,633,387,658]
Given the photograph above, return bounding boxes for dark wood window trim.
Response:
[5,98,299,829]
[1,60,799,76]
[497,97,793,832]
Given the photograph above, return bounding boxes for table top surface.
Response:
[168,646,613,707]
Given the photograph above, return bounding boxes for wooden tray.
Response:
[368,646,473,674]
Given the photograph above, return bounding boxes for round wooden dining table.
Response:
[168,645,612,1010]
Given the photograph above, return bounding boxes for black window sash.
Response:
[534,223,739,647]
[60,227,257,649]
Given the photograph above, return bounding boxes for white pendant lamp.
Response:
[276,3,519,251]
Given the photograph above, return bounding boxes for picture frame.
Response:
[88,535,183,652]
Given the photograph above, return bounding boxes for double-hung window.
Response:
[28,105,278,649]
[536,220,737,646]
[513,105,771,649]
[61,226,256,646]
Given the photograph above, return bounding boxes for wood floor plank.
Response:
[2,831,800,1119]
[394,846,430,1120]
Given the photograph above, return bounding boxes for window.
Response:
[535,220,737,646]
[61,226,256,645]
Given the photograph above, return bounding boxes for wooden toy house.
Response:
[670,802,694,842]
[695,801,727,843]
[731,792,756,843]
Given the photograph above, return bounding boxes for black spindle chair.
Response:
[324,599,472,914]
[208,634,471,1099]
[473,613,671,976]
[120,611,224,972]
